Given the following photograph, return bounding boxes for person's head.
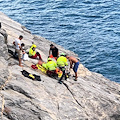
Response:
[50,44,55,49]
[47,58,52,62]
[21,43,25,47]
[31,44,36,51]
[60,53,66,57]
[19,35,23,40]
[66,54,69,59]
[21,43,25,49]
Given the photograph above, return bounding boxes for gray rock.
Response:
[0,28,8,44]
[0,11,120,120]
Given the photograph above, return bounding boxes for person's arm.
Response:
[54,62,57,68]
[56,48,59,57]
[39,54,42,60]
[69,60,73,68]
[45,64,49,70]
[64,58,68,66]
[57,51,59,57]
[18,43,21,49]
[42,63,47,68]
[22,50,25,54]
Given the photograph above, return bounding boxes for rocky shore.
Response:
[0,11,120,120]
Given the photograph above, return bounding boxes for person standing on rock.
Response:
[13,35,23,67]
[66,55,79,81]
[57,53,68,84]
[49,44,59,60]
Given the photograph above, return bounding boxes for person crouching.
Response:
[57,53,68,84]
[29,44,42,60]
[46,58,57,77]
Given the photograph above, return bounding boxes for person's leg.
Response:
[17,50,23,67]
[46,70,51,76]
[19,57,23,67]
[14,49,18,59]
[74,72,77,81]
[73,62,79,81]
[31,54,37,59]
[59,67,65,83]
[38,54,42,60]
[36,52,42,60]
[53,70,57,77]
[64,74,67,80]
[47,70,56,77]
[59,70,65,83]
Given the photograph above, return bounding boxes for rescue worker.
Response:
[29,44,42,60]
[49,44,59,60]
[45,58,57,77]
[57,53,68,84]
[38,58,57,77]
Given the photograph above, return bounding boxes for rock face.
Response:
[0,11,120,120]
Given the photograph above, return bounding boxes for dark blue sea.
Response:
[0,0,120,82]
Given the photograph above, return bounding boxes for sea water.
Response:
[0,0,120,82]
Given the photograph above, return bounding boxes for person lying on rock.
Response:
[38,58,57,77]
[49,44,59,60]
[57,53,68,84]
[66,55,79,81]
[29,44,42,60]
[13,35,23,67]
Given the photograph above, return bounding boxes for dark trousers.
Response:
[59,67,67,82]
[31,53,42,60]
[47,70,57,77]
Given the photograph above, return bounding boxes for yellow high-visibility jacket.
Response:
[57,56,68,67]
[45,61,57,71]
[29,44,36,56]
